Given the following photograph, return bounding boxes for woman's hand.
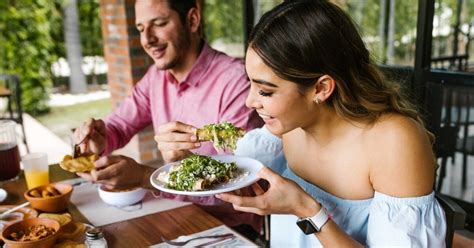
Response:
[154,121,200,163]
[217,166,320,217]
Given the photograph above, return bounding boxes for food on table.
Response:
[56,221,86,242]
[0,212,23,222]
[38,213,72,227]
[29,186,62,198]
[101,187,136,192]
[59,154,98,173]
[0,205,37,233]
[7,224,56,241]
[54,239,87,248]
[158,154,237,191]
[196,122,245,151]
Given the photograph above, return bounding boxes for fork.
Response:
[73,135,88,158]
[160,233,234,246]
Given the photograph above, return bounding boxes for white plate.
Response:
[0,188,6,203]
[150,155,263,196]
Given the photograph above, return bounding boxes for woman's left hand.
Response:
[217,166,320,217]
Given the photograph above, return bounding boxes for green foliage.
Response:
[0,0,103,115]
[203,0,244,44]
[79,0,103,57]
[0,0,63,115]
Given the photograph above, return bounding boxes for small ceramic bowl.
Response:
[24,183,73,213]
[1,218,60,248]
[97,185,147,207]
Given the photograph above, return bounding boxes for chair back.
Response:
[436,193,466,248]
[0,74,28,151]
[0,74,23,124]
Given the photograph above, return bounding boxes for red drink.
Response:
[0,143,21,181]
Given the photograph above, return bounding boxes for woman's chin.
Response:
[265,123,285,137]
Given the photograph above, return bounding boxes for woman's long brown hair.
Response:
[248,0,434,144]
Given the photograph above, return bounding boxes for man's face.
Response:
[135,0,191,70]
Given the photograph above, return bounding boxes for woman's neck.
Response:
[302,106,360,145]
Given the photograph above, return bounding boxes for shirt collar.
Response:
[165,41,216,87]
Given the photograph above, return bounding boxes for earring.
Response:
[315,98,320,104]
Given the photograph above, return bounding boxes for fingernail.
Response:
[215,194,221,199]
[195,142,201,147]
[191,127,197,133]
[191,135,197,141]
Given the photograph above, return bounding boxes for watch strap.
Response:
[297,206,329,233]
[309,206,329,230]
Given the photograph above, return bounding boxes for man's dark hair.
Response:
[166,0,197,24]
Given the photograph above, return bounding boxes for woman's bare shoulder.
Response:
[367,113,435,197]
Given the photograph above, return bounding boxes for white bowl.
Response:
[97,185,147,207]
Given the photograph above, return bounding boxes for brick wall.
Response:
[99,0,162,165]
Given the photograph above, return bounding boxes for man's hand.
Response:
[76,155,154,190]
[74,118,106,155]
[154,121,200,163]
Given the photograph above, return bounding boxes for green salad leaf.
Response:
[166,154,237,191]
[197,122,245,151]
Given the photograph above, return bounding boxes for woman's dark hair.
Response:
[249,0,434,143]
[166,0,197,24]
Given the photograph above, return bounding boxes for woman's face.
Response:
[245,48,315,135]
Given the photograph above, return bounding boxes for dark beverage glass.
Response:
[0,120,21,181]
[0,143,21,180]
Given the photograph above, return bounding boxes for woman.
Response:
[216,1,446,247]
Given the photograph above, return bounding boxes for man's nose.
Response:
[143,28,157,45]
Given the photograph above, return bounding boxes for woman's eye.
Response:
[258,90,273,97]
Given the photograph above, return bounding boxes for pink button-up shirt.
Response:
[104,43,263,230]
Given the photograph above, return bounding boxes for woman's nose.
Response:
[245,88,260,109]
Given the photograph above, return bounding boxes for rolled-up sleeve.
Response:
[104,75,152,155]
[366,191,446,247]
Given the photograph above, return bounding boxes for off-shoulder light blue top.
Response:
[235,127,446,247]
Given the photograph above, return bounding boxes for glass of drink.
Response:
[22,152,50,189]
[0,120,21,181]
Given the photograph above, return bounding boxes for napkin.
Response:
[150,225,258,247]
[64,179,190,226]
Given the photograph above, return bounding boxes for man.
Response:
[74,0,262,236]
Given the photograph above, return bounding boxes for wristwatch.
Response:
[296,206,330,235]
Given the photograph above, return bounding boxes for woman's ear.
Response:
[312,75,335,104]
[187,7,201,33]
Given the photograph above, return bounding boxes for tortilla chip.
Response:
[38,213,72,227]
[54,239,86,248]
[59,154,98,173]
[56,221,86,242]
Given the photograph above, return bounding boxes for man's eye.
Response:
[258,90,273,97]
[154,21,167,27]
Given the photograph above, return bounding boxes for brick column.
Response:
[99,0,162,165]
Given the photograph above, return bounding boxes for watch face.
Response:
[296,219,320,235]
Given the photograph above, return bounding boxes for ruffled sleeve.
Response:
[235,126,286,174]
[366,191,446,247]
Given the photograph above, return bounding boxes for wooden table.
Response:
[0,165,223,247]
